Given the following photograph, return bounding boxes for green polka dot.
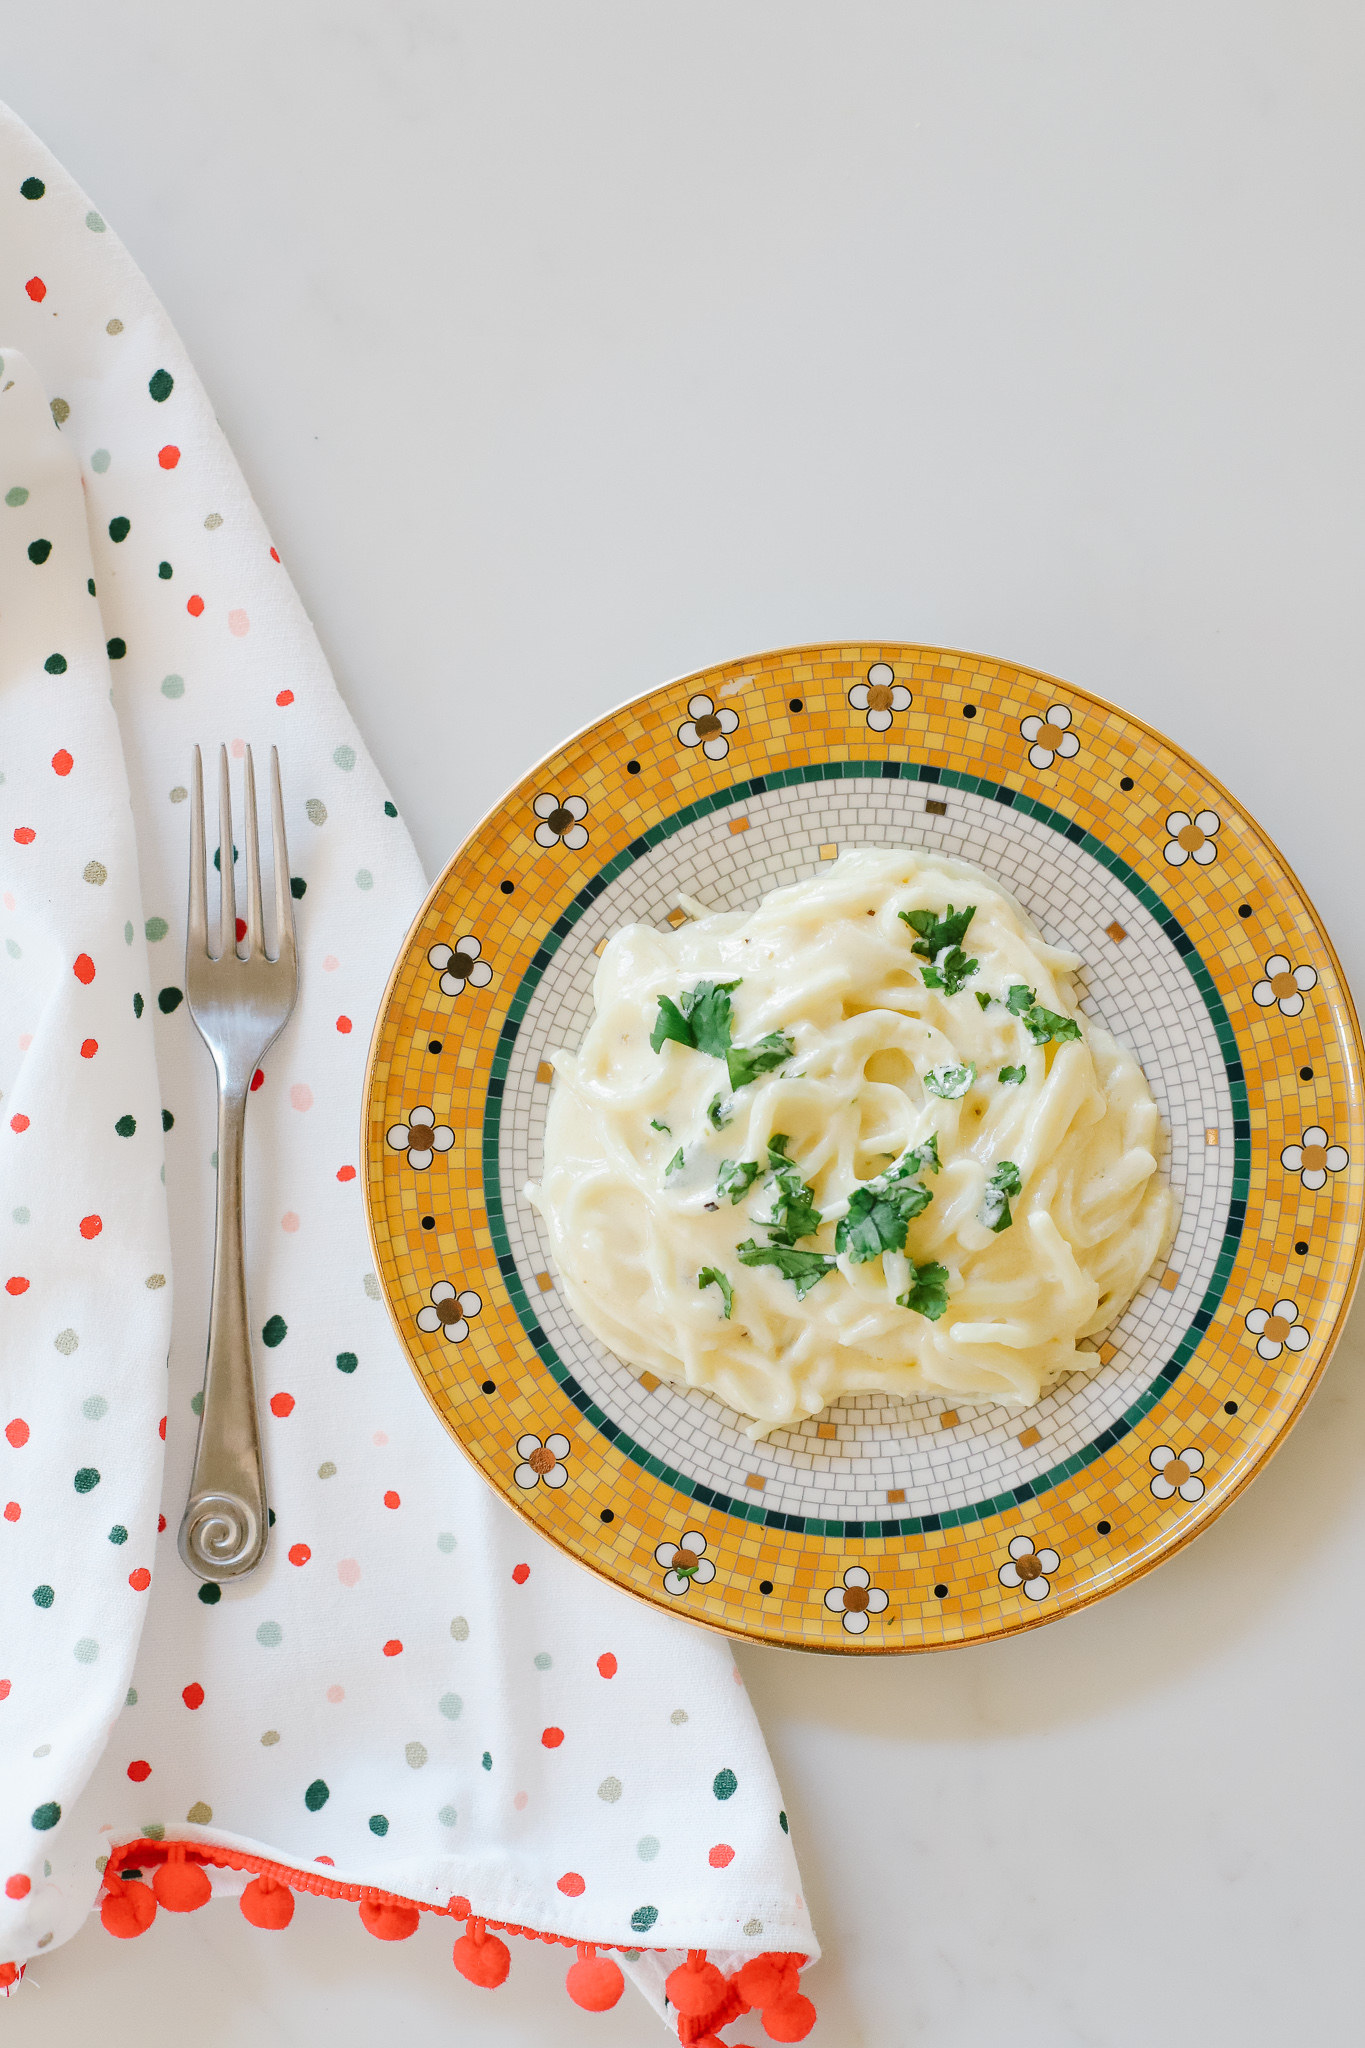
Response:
[145,917,169,942]
[779,1810,788,1833]
[82,1396,108,1421]
[533,1652,552,1671]
[383,801,398,818]
[290,876,307,899]
[435,1531,455,1553]
[481,1751,492,1772]
[44,653,67,675]
[13,1207,30,1225]
[115,1114,137,1138]
[630,1905,658,1934]
[306,799,327,826]
[304,1779,329,1812]
[124,921,134,944]
[190,1391,203,1416]
[186,1801,212,1825]
[31,1803,60,1832]
[126,1688,138,1705]
[133,992,144,1018]
[86,211,106,232]
[335,1351,358,1374]
[160,675,184,699]
[74,1638,98,1664]
[256,1621,283,1648]
[197,1582,221,1605]
[108,517,130,544]
[28,538,51,565]
[712,1769,737,1800]
[106,638,126,661]
[51,399,70,427]
[318,1461,337,1480]
[162,1109,174,1132]
[142,1824,165,1843]
[333,745,356,771]
[5,486,29,506]
[149,369,174,403]
[109,1525,128,1545]
[20,177,45,200]
[157,562,172,580]
[74,1468,100,1493]
[90,449,111,474]
[33,1585,54,1609]
[355,869,373,891]
[369,1814,389,1836]
[262,1315,287,1348]
[438,1805,457,1827]
[636,1836,660,1861]
[157,987,183,1013]
[88,578,97,596]
[438,1693,463,1720]
[5,940,20,960]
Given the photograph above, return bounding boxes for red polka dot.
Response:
[4,1875,31,1900]
[269,1392,295,1419]
[314,1855,334,1866]
[187,595,204,617]
[382,1639,403,1657]
[512,1563,530,1584]
[13,828,35,846]
[541,1726,564,1749]
[597,1653,618,1679]
[52,750,73,776]
[270,547,280,563]
[158,1514,167,1533]
[336,1016,352,1034]
[79,1215,102,1240]
[708,1844,735,1868]
[182,1683,205,1711]
[127,1759,151,1783]
[288,1543,311,1567]
[73,953,95,984]
[25,277,45,302]
[128,1567,151,1591]
[383,1490,400,1509]
[336,1165,356,1182]
[10,1114,29,1133]
[5,1278,29,1297]
[556,1872,585,1896]
[80,1038,98,1059]
[275,689,294,706]
[4,1419,29,1449]
[235,917,247,943]
[3,1503,19,1522]
[158,1415,167,1441]
[158,445,180,470]
[0,1681,10,1702]
[250,1069,265,1091]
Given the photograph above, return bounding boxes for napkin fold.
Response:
[0,103,816,2030]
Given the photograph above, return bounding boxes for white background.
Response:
[5,5,1365,2043]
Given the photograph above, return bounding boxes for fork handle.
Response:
[177,1077,270,1580]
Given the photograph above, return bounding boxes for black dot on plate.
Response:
[1294,1240,1309,1255]
[420,1216,435,1231]
[197,1582,221,1605]
[788,698,804,713]
[158,561,173,580]
[1224,1400,1239,1415]
[1300,1066,1314,1081]
[1119,776,1134,792]
[599,1509,615,1524]
[267,1508,276,1527]
[758,1579,774,1595]
[962,704,977,719]
[500,880,515,895]
[106,637,126,660]
[1237,904,1252,919]
[428,1039,443,1054]
[626,760,641,775]
[933,1584,948,1599]
[1097,1520,1112,1535]
[480,1379,496,1394]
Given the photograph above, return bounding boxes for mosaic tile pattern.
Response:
[365,645,1365,1653]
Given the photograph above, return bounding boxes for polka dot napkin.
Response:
[0,103,814,2013]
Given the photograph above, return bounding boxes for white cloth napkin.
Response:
[0,103,816,2025]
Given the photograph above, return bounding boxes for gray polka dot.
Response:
[437,1804,457,1827]
[318,1461,337,1480]
[449,1616,469,1641]
[12,1208,29,1226]
[261,1730,280,1746]
[83,860,108,886]
[637,1835,660,1861]
[145,1274,166,1290]
[33,1744,50,1758]
[669,1709,689,1725]
[54,1330,78,1356]
[161,675,185,700]
[405,1741,428,1769]
[204,513,223,530]
[533,1652,552,1671]
[436,1532,455,1554]
[355,869,373,891]
[363,1273,380,1301]
[169,787,188,804]
[81,1396,108,1421]
[744,1918,764,1936]
[597,1776,622,1804]
[438,1693,463,1720]
[333,745,356,772]
[90,449,111,474]
[74,1638,98,1664]
[306,799,327,827]
[256,1620,283,1648]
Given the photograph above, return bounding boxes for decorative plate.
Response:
[363,644,1364,1653]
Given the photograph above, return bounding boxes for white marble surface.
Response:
[5,5,1365,2042]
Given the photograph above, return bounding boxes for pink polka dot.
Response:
[326,1685,345,1703]
[5,895,16,912]
[288,1543,310,1567]
[227,610,250,638]
[597,1653,618,1679]
[708,1843,735,1869]
[383,1489,400,1509]
[158,445,180,470]
[230,738,246,760]
[187,595,204,617]
[16,1033,31,1050]
[322,955,339,971]
[512,1563,530,1585]
[281,1211,300,1233]
[336,1166,356,1182]
[541,1727,564,1750]
[337,1558,361,1588]
[25,277,45,303]
[4,1875,30,1900]
[289,1084,313,1112]
[9,1115,29,1133]
[556,1872,585,1896]
[513,1791,529,1812]
[276,689,294,707]
[5,1420,30,1448]
[373,1432,388,1447]
[269,1392,295,1418]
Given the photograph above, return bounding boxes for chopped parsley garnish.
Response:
[998,1064,1027,1086]
[649,1118,671,1134]
[921,945,979,996]
[1005,982,1036,1016]
[887,1133,941,1180]
[707,1093,733,1131]
[897,1258,951,1321]
[981,1159,1022,1233]
[649,978,740,1058]
[665,1147,685,1177]
[836,1176,933,1263]
[758,1135,822,1244]
[717,1158,760,1205]
[1022,1004,1082,1046]
[736,1238,836,1299]
[924,1060,976,1100]
[900,903,977,960]
[975,990,992,1010]
[698,1267,734,1319]
[725,1032,796,1091]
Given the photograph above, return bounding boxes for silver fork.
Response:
[178,744,298,1582]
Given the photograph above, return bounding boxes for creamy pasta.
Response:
[527,847,1172,1438]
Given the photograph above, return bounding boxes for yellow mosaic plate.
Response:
[364,644,1363,1653]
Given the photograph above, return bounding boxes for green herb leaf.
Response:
[725,1032,795,1091]
[665,1147,685,1177]
[981,1159,1023,1233]
[998,1064,1027,1086]
[975,990,992,1010]
[757,1137,823,1243]
[1022,1004,1082,1047]
[921,945,980,996]
[706,1094,733,1131]
[886,1133,941,1181]
[836,1178,934,1263]
[717,1158,761,1205]
[698,1267,734,1319]
[1005,983,1036,1016]
[897,1258,951,1321]
[649,979,740,1058]
[650,1118,672,1134]
[650,993,695,1054]
[736,1238,836,1299]
[900,903,977,960]
[924,1060,976,1100]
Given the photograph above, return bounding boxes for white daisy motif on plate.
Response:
[415,1282,482,1344]
[1244,1298,1311,1361]
[1280,1125,1348,1191]
[654,1530,716,1596]
[997,1534,1061,1601]
[822,1566,890,1635]
[385,1106,455,1169]
[428,935,493,998]
[1251,954,1317,1017]
[1019,703,1079,771]
[532,793,589,850]
[514,1432,571,1490]
[677,693,740,761]
[1162,809,1220,867]
[1149,1445,1206,1502]
[847,662,911,734]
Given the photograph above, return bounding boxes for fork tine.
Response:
[188,745,208,958]
[217,744,237,960]
[241,746,265,962]
[269,746,296,968]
